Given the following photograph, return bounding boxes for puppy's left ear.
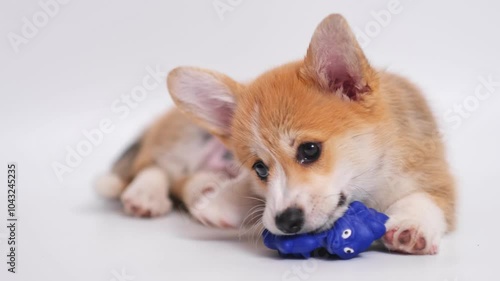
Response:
[167,67,242,142]
[301,14,377,101]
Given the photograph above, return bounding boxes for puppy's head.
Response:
[168,14,383,234]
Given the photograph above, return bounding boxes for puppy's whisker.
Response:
[254,220,265,245]
[253,223,265,247]
[351,167,376,180]
[349,184,380,207]
[241,204,265,222]
[244,217,263,244]
[241,207,265,229]
[239,207,265,239]
[244,204,265,216]
[240,216,264,237]
[242,196,266,204]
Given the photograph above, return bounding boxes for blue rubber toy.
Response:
[262,201,388,259]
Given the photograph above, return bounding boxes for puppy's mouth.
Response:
[312,222,333,233]
[311,213,341,233]
[311,193,349,233]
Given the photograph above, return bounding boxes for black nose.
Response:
[275,208,304,234]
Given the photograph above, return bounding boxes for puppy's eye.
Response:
[342,229,352,239]
[297,142,321,164]
[252,161,269,181]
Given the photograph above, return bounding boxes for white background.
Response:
[1,0,499,280]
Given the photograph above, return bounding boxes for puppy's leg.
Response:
[382,192,447,255]
[182,171,259,229]
[121,166,173,217]
[95,139,142,199]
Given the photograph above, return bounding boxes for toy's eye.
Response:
[344,247,354,254]
[342,229,352,239]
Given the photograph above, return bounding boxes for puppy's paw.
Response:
[190,197,243,229]
[185,172,256,229]
[382,193,447,255]
[94,173,126,199]
[383,220,440,254]
[120,167,172,218]
[121,187,172,218]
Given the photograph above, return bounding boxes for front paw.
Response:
[382,218,441,255]
[185,172,256,229]
[381,193,448,255]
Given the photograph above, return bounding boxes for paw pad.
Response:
[398,229,412,245]
[383,227,435,255]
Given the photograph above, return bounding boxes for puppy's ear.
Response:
[301,14,377,101]
[167,67,241,141]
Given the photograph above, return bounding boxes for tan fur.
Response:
[227,61,455,230]
[99,107,258,227]
[378,73,456,229]
[98,14,455,255]
[166,14,456,254]
[129,109,198,199]
[110,109,199,200]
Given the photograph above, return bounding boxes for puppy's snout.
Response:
[275,207,304,234]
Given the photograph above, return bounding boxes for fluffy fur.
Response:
[97,14,455,255]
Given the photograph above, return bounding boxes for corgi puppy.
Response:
[96,14,455,255]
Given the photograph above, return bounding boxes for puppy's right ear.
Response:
[167,67,241,141]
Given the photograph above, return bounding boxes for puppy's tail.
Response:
[94,138,142,199]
